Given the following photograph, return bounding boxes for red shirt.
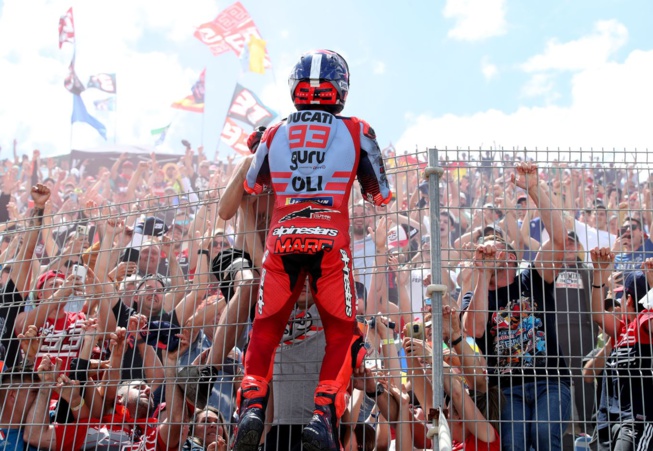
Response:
[55,406,171,451]
[34,311,86,375]
[453,428,500,451]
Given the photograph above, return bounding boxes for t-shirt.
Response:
[528,217,544,243]
[554,262,592,326]
[112,301,178,382]
[614,239,653,272]
[452,428,500,451]
[0,279,25,369]
[461,265,571,387]
[34,311,87,376]
[598,310,653,429]
[55,408,169,451]
[0,428,38,450]
[352,235,375,291]
[273,303,325,425]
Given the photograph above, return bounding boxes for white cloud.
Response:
[443,0,507,41]
[522,20,628,73]
[0,0,217,156]
[396,49,653,156]
[481,57,498,80]
[520,73,556,99]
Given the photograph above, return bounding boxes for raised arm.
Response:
[462,244,495,338]
[10,184,50,296]
[516,163,565,283]
[24,355,61,449]
[158,328,190,449]
[219,155,255,221]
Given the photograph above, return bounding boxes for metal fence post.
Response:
[425,147,451,451]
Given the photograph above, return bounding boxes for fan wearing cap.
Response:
[110,155,134,190]
[589,248,653,450]
[461,162,573,451]
[14,263,114,379]
[111,234,214,387]
[613,217,653,273]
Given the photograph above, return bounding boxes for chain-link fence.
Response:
[0,147,651,450]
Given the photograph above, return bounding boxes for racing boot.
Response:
[232,375,269,451]
[302,382,344,451]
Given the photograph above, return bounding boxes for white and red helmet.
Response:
[288,49,350,114]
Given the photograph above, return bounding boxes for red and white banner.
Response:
[226,84,276,129]
[194,2,271,67]
[220,117,251,157]
[58,7,75,49]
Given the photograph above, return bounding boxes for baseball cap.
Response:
[623,271,649,310]
[567,230,580,243]
[418,181,428,194]
[387,226,408,250]
[483,224,504,237]
[36,270,65,291]
[638,287,653,310]
[137,273,168,291]
[135,216,169,237]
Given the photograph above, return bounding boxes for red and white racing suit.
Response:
[244,110,391,403]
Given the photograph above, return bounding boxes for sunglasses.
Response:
[619,225,639,236]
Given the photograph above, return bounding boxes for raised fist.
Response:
[247,126,266,153]
[30,183,51,208]
[511,162,539,191]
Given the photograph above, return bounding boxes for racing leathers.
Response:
[243,109,391,418]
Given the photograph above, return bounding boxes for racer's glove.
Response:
[247,126,266,153]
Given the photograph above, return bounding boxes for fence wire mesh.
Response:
[0,148,651,450]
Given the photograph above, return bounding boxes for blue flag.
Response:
[72,94,107,140]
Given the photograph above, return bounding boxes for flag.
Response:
[151,124,171,146]
[87,73,117,93]
[58,7,75,49]
[64,55,85,95]
[93,97,115,111]
[220,117,250,156]
[72,95,107,140]
[171,69,205,113]
[248,36,266,74]
[194,2,272,68]
[226,84,276,128]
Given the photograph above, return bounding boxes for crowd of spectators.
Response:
[0,143,651,451]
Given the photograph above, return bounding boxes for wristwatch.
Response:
[366,382,385,399]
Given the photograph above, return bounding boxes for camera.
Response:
[77,225,88,237]
[403,321,424,340]
[367,317,395,330]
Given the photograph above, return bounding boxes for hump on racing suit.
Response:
[244,110,392,211]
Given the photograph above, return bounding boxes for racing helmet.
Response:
[288,49,349,114]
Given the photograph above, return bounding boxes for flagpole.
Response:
[69,116,74,154]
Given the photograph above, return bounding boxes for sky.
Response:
[0,0,651,162]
